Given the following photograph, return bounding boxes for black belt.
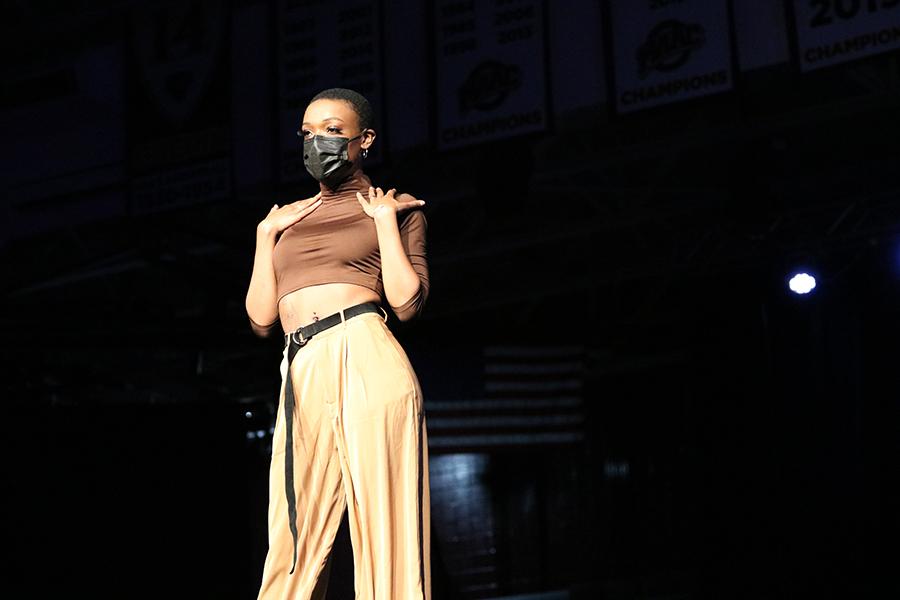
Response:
[280,300,388,575]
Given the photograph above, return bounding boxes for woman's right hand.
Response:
[258,192,323,235]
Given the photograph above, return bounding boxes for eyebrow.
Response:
[301,117,345,126]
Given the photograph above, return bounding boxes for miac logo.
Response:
[636,19,705,80]
[132,1,225,125]
[458,60,522,115]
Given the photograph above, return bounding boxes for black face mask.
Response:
[303,134,362,189]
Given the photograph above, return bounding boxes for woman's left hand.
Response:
[356,186,425,219]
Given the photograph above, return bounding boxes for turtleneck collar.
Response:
[319,168,372,201]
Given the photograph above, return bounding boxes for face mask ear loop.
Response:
[344,133,364,160]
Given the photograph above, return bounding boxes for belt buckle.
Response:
[378,305,388,322]
[291,328,307,346]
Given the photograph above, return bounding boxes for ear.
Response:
[361,128,377,149]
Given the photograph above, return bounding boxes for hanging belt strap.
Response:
[280,301,388,575]
[282,334,306,575]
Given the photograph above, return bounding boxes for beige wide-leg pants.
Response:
[256,309,431,600]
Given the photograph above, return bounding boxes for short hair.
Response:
[309,87,374,131]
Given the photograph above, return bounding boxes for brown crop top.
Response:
[267,168,429,327]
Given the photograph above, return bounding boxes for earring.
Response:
[362,148,368,158]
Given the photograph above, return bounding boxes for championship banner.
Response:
[607,0,733,114]
[4,45,127,240]
[127,0,232,215]
[277,0,384,185]
[791,0,900,72]
[433,0,548,150]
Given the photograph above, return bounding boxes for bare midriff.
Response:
[278,282,381,333]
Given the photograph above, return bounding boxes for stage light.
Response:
[788,272,816,295]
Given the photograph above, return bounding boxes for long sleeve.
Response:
[390,208,429,321]
[249,314,280,338]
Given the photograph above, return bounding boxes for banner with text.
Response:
[127,0,232,214]
[434,0,548,150]
[608,0,733,113]
[791,0,900,72]
[277,0,384,185]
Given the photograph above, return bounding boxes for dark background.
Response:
[2,1,899,598]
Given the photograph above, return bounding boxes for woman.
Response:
[245,88,431,600]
